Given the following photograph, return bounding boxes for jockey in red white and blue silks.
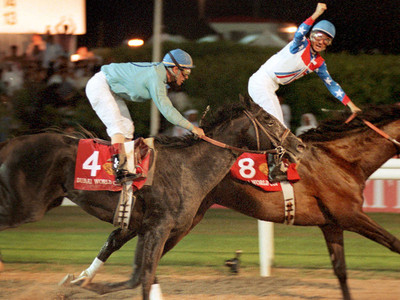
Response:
[248,3,361,124]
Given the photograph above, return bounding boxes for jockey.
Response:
[248,3,361,125]
[86,48,205,183]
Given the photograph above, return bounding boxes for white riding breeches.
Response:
[86,71,134,139]
[248,72,284,124]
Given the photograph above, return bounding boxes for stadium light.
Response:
[280,25,298,33]
[128,38,144,47]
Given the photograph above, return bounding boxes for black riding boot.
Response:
[112,143,142,184]
[267,153,288,183]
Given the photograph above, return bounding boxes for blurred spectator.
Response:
[74,46,96,61]
[172,109,199,136]
[296,113,318,136]
[55,18,76,55]
[1,62,24,96]
[73,61,93,90]
[25,34,46,63]
[3,45,23,64]
[168,89,190,112]
[47,67,77,101]
[42,34,64,72]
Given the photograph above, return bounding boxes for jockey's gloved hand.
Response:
[192,126,205,138]
[348,101,361,113]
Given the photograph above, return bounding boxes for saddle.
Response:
[131,137,151,170]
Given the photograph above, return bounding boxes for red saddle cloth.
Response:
[74,139,151,192]
[230,153,300,191]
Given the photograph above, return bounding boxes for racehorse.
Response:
[70,104,400,300]
[0,96,304,299]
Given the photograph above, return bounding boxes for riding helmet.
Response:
[162,49,195,69]
[312,20,336,39]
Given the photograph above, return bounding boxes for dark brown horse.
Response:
[71,104,400,300]
[0,97,304,299]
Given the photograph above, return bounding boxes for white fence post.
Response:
[258,220,273,277]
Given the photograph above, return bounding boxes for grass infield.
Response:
[1,206,400,274]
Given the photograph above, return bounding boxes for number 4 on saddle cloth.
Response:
[74,138,153,192]
[230,153,300,191]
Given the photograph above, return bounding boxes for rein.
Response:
[200,109,289,155]
[345,113,400,151]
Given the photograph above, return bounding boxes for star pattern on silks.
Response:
[335,89,344,98]
[324,77,333,85]
[298,25,307,35]
[299,44,305,51]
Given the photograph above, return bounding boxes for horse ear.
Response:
[199,105,210,127]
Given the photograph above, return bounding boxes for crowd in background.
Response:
[0,33,102,97]
[0,32,102,141]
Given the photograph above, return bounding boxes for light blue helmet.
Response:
[162,49,195,69]
[312,20,336,39]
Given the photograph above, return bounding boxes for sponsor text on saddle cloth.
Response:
[74,139,151,191]
[230,153,300,191]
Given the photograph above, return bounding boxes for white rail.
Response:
[259,158,400,277]
[369,159,400,180]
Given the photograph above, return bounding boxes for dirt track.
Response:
[0,264,399,300]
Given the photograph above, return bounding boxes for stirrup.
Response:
[115,169,142,184]
[267,153,288,183]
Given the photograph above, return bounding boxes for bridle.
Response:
[346,113,400,154]
[200,108,291,157]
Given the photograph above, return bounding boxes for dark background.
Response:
[80,0,400,54]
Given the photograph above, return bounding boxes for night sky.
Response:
[80,0,400,54]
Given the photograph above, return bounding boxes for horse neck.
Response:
[319,121,400,180]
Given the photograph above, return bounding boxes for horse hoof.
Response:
[80,277,93,288]
[58,274,75,286]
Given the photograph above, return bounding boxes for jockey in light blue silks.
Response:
[248,3,361,125]
[86,49,204,183]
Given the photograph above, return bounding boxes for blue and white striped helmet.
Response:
[162,49,195,69]
[312,20,336,39]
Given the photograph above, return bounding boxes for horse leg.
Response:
[140,226,172,300]
[70,228,137,286]
[92,223,171,298]
[343,211,400,254]
[319,224,351,300]
[127,199,212,289]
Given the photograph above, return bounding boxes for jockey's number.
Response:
[238,157,256,179]
[82,151,102,177]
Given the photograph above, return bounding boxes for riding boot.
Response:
[267,153,288,183]
[111,143,142,184]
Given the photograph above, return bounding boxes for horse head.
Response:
[201,95,305,164]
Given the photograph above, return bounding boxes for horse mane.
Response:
[42,126,98,140]
[155,98,252,147]
[299,104,400,142]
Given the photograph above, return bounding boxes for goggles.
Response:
[310,32,333,46]
[181,68,191,76]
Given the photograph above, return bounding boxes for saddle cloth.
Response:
[230,153,300,191]
[74,138,154,191]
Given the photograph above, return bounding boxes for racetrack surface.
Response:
[1,264,399,300]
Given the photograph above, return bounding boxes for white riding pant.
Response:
[248,72,284,124]
[86,71,134,139]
